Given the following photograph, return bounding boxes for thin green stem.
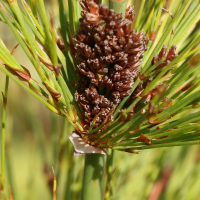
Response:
[181,46,200,61]
[28,0,37,16]
[134,0,145,30]
[114,141,200,151]
[137,0,154,32]
[58,0,68,46]
[63,123,74,200]
[153,0,164,32]
[21,0,45,37]
[0,4,48,83]
[56,75,75,120]
[35,0,55,61]
[52,113,59,174]
[1,75,9,191]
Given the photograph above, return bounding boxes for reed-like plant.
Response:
[0,0,199,199]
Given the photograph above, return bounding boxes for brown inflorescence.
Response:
[74,0,148,130]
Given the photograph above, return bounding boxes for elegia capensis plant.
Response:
[0,0,199,199]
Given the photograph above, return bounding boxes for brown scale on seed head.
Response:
[75,0,149,131]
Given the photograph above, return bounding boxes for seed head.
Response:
[75,1,148,131]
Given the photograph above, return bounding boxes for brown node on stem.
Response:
[43,82,61,100]
[160,7,174,18]
[55,28,65,51]
[5,64,31,82]
[50,11,65,52]
[46,99,61,115]
[118,109,127,122]
[28,80,43,96]
[136,134,152,145]
[1,92,7,109]
[54,64,62,76]
[148,116,168,125]
[35,37,54,71]
[9,186,13,200]
[181,83,195,92]
[125,148,140,154]
[10,44,19,55]
[189,52,200,67]
[43,164,54,194]
[129,125,141,134]
[52,166,57,200]
[64,105,77,123]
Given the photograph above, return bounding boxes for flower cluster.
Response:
[74,0,149,130]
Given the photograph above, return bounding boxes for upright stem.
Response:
[1,76,9,191]
[81,2,127,200]
[81,154,106,200]
[109,0,128,17]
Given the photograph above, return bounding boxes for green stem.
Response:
[63,123,74,200]
[81,154,106,200]
[1,76,9,191]
[134,0,145,30]
[109,0,128,17]
[105,150,114,200]
[52,113,59,174]
[64,146,74,200]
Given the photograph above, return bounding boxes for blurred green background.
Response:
[0,0,200,200]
